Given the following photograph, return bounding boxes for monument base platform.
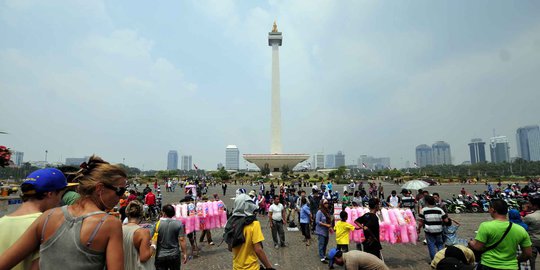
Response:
[243,153,310,172]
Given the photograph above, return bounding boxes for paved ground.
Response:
[158,181,539,270]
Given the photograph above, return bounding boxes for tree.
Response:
[281,165,290,179]
[336,166,347,179]
[261,163,270,177]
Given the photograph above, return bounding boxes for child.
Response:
[334,210,359,252]
[443,218,464,246]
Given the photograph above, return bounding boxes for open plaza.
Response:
[157,181,539,270]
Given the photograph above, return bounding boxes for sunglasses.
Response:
[103,183,127,196]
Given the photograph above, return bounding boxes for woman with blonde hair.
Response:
[0,155,127,270]
[123,200,155,270]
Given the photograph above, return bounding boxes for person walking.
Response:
[524,196,540,269]
[0,168,68,270]
[315,199,333,264]
[418,195,449,260]
[469,199,532,270]
[222,183,227,196]
[299,197,312,246]
[0,155,127,270]
[155,204,188,270]
[269,195,287,248]
[223,194,274,270]
[355,198,382,258]
[123,201,155,270]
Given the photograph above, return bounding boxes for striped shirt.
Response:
[419,206,447,234]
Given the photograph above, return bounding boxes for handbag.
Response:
[474,222,513,263]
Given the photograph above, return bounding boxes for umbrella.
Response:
[401,180,430,190]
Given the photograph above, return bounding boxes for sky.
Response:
[1,0,540,170]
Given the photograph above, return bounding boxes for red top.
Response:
[127,194,137,202]
[145,192,156,206]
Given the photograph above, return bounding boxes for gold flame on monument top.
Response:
[272,21,278,32]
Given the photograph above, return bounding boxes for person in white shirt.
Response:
[269,195,287,249]
[386,190,401,208]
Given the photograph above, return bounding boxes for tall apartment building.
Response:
[516,125,540,161]
[181,155,192,171]
[415,144,433,167]
[167,150,178,170]
[65,157,88,166]
[490,136,510,163]
[468,138,486,164]
[325,154,335,169]
[358,155,390,170]
[11,151,24,166]
[314,153,325,169]
[432,141,452,165]
[225,145,239,170]
[334,151,345,167]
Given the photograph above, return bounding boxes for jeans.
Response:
[425,233,444,260]
[318,235,329,259]
[271,220,286,246]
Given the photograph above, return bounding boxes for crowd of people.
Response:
[2,161,540,270]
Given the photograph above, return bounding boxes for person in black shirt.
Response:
[354,198,382,259]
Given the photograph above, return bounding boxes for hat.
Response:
[327,248,341,268]
[436,257,475,270]
[248,190,256,197]
[22,168,68,194]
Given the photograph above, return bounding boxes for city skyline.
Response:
[1,1,539,170]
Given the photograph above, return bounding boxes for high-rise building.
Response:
[415,144,433,167]
[432,141,452,165]
[490,136,510,163]
[167,150,178,170]
[225,145,239,170]
[335,151,345,167]
[11,151,24,166]
[516,125,540,161]
[468,138,486,164]
[325,154,335,169]
[358,155,390,170]
[65,157,88,166]
[314,153,325,169]
[181,155,192,171]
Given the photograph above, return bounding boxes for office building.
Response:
[225,145,239,170]
[490,136,510,163]
[181,155,192,171]
[314,153,325,169]
[432,141,452,165]
[167,150,178,170]
[335,151,345,167]
[516,125,540,161]
[65,157,88,166]
[415,144,433,167]
[11,151,24,166]
[468,138,486,164]
[325,154,335,169]
[358,155,391,170]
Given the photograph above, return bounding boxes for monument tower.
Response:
[244,22,309,172]
[269,21,282,154]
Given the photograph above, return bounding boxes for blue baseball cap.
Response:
[22,168,68,194]
[328,248,341,268]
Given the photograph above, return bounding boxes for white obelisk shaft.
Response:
[271,43,282,154]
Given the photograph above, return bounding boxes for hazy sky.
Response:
[1,1,540,170]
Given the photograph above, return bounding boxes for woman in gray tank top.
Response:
[0,155,127,270]
[123,201,155,270]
